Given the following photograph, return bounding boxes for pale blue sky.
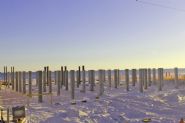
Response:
[1,0,185,71]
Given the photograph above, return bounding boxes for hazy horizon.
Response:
[1,0,185,71]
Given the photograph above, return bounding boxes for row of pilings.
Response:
[1,66,182,104]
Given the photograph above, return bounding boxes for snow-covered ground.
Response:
[1,79,185,123]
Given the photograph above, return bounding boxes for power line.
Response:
[136,0,185,12]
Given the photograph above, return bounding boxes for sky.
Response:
[1,0,185,71]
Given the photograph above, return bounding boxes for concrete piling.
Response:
[70,70,75,100]
[98,70,105,96]
[77,66,81,88]
[81,66,86,93]
[114,69,119,88]
[15,72,18,92]
[19,72,22,93]
[108,70,111,87]
[11,67,15,90]
[43,67,47,92]
[54,71,57,85]
[49,71,52,94]
[139,69,144,93]
[89,70,95,91]
[132,69,137,86]
[125,69,129,91]
[23,71,26,94]
[46,66,49,86]
[158,68,163,91]
[38,71,43,103]
[4,66,5,83]
[152,68,156,85]
[57,71,61,96]
[61,66,64,88]
[144,69,148,90]
[28,71,32,97]
[118,69,120,86]
[65,67,68,91]
[174,67,179,89]
[148,69,152,86]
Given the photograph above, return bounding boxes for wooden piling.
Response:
[174,67,179,89]
[139,69,144,93]
[125,69,129,91]
[89,70,95,91]
[49,71,52,94]
[132,69,137,86]
[81,66,86,93]
[38,71,43,103]
[152,68,156,85]
[23,71,26,94]
[57,71,61,96]
[158,68,163,91]
[28,71,32,97]
[114,69,118,88]
[70,70,75,100]
[108,70,111,87]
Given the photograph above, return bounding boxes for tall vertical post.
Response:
[132,69,136,86]
[11,67,12,89]
[77,66,81,88]
[70,70,75,100]
[65,67,68,91]
[118,69,120,86]
[125,69,129,91]
[88,70,91,84]
[63,66,66,86]
[152,68,156,85]
[76,70,78,87]
[36,70,38,86]
[15,72,18,92]
[36,72,38,87]
[28,71,32,97]
[61,66,64,88]
[12,67,15,90]
[139,69,143,93]
[79,66,81,85]
[98,70,105,96]
[49,71,52,94]
[6,66,7,85]
[54,71,57,85]
[7,72,10,88]
[4,66,6,84]
[38,71,43,103]
[89,70,95,91]
[148,68,152,86]
[144,69,148,90]
[103,70,105,90]
[11,67,12,88]
[43,67,47,92]
[174,67,179,89]
[46,66,49,86]
[23,71,26,94]
[98,70,102,96]
[19,72,22,93]
[81,66,86,93]
[57,71,61,96]
[114,69,118,88]
[3,66,6,85]
[158,68,163,91]
[108,70,111,87]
